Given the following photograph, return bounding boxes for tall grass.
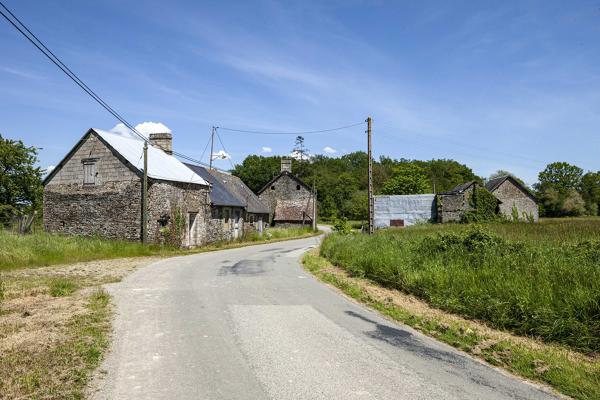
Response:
[0,231,168,271]
[320,219,600,353]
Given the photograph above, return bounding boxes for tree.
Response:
[0,134,43,226]
[414,159,481,193]
[381,163,430,195]
[231,155,281,193]
[581,171,600,216]
[536,162,583,193]
[535,162,584,217]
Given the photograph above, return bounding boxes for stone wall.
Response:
[437,186,474,223]
[258,173,313,225]
[44,132,143,240]
[492,180,539,221]
[203,205,247,243]
[146,181,212,246]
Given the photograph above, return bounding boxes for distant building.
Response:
[257,159,315,227]
[43,129,212,247]
[374,194,437,227]
[485,176,538,221]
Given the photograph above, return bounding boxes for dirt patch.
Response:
[0,257,157,399]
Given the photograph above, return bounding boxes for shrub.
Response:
[332,217,351,234]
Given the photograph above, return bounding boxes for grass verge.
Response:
[303,250,600,400]
[0,227,321,271]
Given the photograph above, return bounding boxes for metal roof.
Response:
[440,181,477,195]
[93,129,209,186]
[184,164,245,207]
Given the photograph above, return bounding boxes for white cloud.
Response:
[289,150,312,161]
[322,146,337,154]
[110,121,171,139]
[211,150,231,160]
[261,146,272,153]
[43,165,55,176]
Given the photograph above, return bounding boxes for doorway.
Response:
[188,212,198,246]
[233,210,241,239]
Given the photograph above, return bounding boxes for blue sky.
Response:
[1,0,599,185]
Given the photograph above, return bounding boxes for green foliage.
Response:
[414,159,482,193]
[231,155,282,193]
[0,134,43,226]
[332,217,351,234]
[165,207,186,247]
[461,186,500,223]
[0,230,169,270]
[511,205,520,221]
[381,163,430,195]
[320,220,600,353]
[536,161,583,193]
[581,171,600,216]
[489,170,527,187]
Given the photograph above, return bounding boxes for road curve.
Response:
[91,236,558,400]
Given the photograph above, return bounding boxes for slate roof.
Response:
[44,128,209,186]
[273,199,313,222]
[208,169,270,214]
[184,163,245,207]
[440,181,477,195]
[485,175,537,201]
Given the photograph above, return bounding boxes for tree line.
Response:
[1,133,598,228]
[232,153,600,220]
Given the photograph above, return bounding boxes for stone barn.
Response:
[437,181,478,223]
[485,175,538,221]
[257,159,315,227]
[43,128,215,247]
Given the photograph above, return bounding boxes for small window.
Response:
[224,209,230,223]
[271,185,275,190]
[296,185,300,190]
[83,160,96,185]
[249,215,255,223]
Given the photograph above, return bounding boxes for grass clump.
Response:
[320,219,600,353]
[48,278,78,297]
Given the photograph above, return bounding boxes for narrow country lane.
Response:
[90,236,558,400]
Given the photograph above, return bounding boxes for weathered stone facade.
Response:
[258,169,314,227]
[487,177,538,221]
[43,130,215,247]
[437,183,475,223]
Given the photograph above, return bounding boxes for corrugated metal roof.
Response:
[209,169,270,214]
[93,129,209,186]
[184,164,245,207]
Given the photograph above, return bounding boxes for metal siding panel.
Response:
[374,194,436,228]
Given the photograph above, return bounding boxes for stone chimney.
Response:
[281,158,292,173]
[149,133,173,155]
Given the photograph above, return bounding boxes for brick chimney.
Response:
[281,158,292,173]
[149,132,173,155]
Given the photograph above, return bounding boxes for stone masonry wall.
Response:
[44,132,142,240]
[258,173,313,225]
[492,180,539,222]
[146,181,212,247]
[437,186,474,223]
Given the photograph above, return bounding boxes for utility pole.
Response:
[142,141,148,244]
[209,126,215,170]
[367,117,374,235]
[312,177,317,231]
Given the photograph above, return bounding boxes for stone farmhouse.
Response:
[43,128,270,247]
[257,159,316,227]
[437,176,538,222]
[184,163,270,240]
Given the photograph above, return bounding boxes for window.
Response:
[271,185,275,190]
[296,184,300,190]
[224,209,230,224]
[249,215,255,223]
[83,159,97,185]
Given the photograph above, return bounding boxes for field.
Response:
[321,218,600,353]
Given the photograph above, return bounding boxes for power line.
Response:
[217,121,365,135]
[0,1,215,172]
[215,128,236,170]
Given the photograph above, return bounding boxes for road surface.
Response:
[91,236,558,400]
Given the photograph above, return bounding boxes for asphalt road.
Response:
[91,235,559,400]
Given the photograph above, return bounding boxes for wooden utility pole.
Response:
[367,116,374,235]
[209,126,215,170]
[312,178,317,231]
[142,141,148,244]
